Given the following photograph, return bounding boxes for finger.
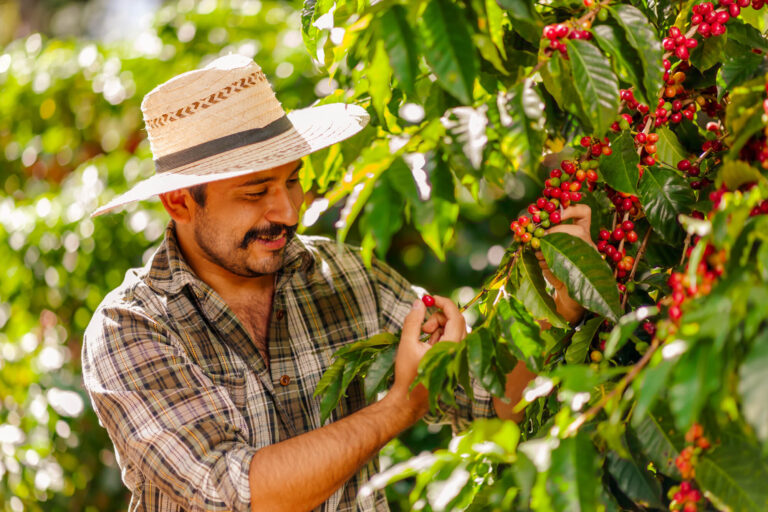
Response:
[431,295,465,342]
[422,312,447,334]
[401,300,427,344]
[428,328,443,345]
[559,204,592,223]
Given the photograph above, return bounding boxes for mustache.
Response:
[239,223,297,249]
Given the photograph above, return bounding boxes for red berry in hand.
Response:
[422,295,435,307]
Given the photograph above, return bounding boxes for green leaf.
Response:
[631,409,683,478]
[592,23,648,105]
[638,166,695,246]
[301,0,333,60]
[411,160,460,260]
[719,160,765,190]
[598,131,640,195]
[604,306,658,359]
[513,251,568,329]
[547,433,602,512]
[719,51,766,93]
[696,432,768,511]
[485,0,508,59]
[605,451,663,508]
[539,233,622,321]
[368,39,393,125]
[690,32,726,71]
[669,342,722,429]
[738,330,768,442]
[565,316,603,365]
[501,80,545,177]
[727,17,768,51]
[654,126,689,168]
[379,5,420,96]
[363,344,397,402]
[497,295,545,361]
[316,358,346,424]
[467,328,504,395]
[631,358,675,424]
[418,0,478,104]
[359,178,404,262]
[608,5,664,102]
[541,53,592,131]
[567,39,620,137]
[496,0,543,44]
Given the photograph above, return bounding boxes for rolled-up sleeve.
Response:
[370,258,496,431]
[82,305,257,512]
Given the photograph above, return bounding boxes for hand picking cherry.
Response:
[422,295,436,307]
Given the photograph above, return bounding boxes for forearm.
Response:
[248,393,417,512]
[493,360,537,422]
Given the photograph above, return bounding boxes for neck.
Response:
[175,224,275,299]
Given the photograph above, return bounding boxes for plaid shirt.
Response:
[82,224,494,512]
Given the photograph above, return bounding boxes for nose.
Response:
[265,184,300,227]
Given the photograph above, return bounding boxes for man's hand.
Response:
[389,296,466,420]
[534,204,595,324]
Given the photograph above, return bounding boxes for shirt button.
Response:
[279,375,291,386]
[275,309,285,320]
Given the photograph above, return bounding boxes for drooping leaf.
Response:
[719,52,766,93]
[598,130,639,195]
[690,32,726,71]
[592,23,648,105]
[363,344,397,402]
[316,358,346,424]
[547,433,602,512]
[467,327,505,395]
[738,330,768,442]
[654,126,689,168]
[567,39,621,137]
[565,316,603,365]
[484,0,508,59]
[301,0,334,60]
[418,0,478,104]
[539,233,622,321]
[631,409,683,478]
[496,0,543,44]
[497,295,545,365]
[359,178,404,263]
[368,39,393,125]
[719,160,765,190]
[513,250,569,329]
[668,342,722,429]
[500,80,545,177]
[608,5,664,102]
[605,451,663,509]
[638,166,695,246]
[379,5,420,96]
[631,357,675,423]
[411,159,460,260]
[727,17,768,51]
[541,52,592,130]
[696,432,768,511]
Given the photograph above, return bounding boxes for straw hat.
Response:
[92,54,369,216]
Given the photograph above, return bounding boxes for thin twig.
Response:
[621,227,652,309]
[459,249,520,313]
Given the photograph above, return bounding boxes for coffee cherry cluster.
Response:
[691,2,730,37]
[510,158,593,249]
[542,23,592,56]
[662,26,699,60]
[668,423,712,511]
[665,242,724,322]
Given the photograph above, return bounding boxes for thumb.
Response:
[401,300,426,343]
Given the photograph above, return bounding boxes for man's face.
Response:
[189,160,304,277]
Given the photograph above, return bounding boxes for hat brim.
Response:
[92,103,369,216]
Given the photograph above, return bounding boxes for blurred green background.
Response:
[0,1,533,509]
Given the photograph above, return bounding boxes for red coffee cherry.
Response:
[422,295,436,307]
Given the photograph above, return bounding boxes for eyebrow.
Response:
[237,161,303,187]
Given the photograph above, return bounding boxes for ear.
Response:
[159,189,196,224]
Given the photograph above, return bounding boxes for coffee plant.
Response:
[302,0,768,510]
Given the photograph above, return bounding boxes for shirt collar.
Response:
[146,222,315,296]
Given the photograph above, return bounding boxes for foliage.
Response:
[302,0,768,510]
[0,1,318,510]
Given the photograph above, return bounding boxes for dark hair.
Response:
[188,184,207,207]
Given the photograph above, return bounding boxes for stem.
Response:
[459,249,520,313]
[564,336,660,437]
[680,233,692,266]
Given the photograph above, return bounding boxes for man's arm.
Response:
[248,298,463,511]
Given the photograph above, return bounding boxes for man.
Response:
[83,55,590,512]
